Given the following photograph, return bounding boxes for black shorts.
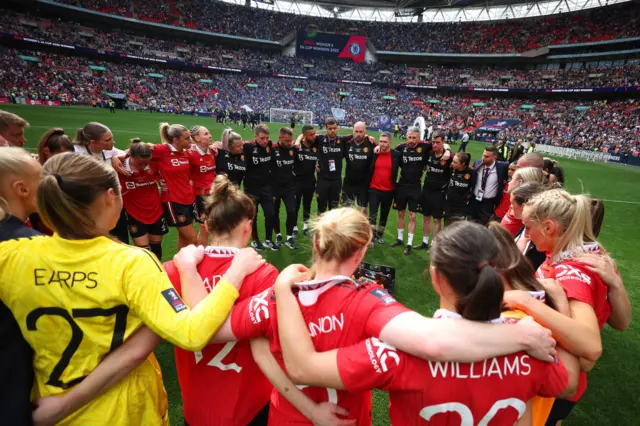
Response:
[342,182,369,207]
[444,204,470,220]
[545,399,576,425]
[394,185,421,213]
[194,195,207,224]
[126,212,169,238]
[422,189,446,219]
[163,201,197,227]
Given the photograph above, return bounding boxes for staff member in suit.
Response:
[470,145,508,225]
[367,132,400,247]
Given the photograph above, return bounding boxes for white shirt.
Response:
[74,145,126,166]
[462,133,469,143]
[473,161,499,200]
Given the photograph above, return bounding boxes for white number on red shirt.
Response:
[297,385,338,404]
[419,398,526,425]
[194,342,242,373]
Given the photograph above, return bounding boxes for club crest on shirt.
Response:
[312,147,317,153]
[336,140,340,145]
[440,160,447,166]
[178,215,186,223]
[417,147,422,153]
[161,288,187,313]
[147,169,154,175]
[289,150,294,156]
[240,155,245,161]
[266,147,271,153]
[363,147,369,153]
[464,173,471,180]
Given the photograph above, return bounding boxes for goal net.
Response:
[269,108,314,126]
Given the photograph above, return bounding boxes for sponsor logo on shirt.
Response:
[555,264,592,285]
[170,158,189,167]
[308,313,344,337]
[366,337,400,373]
[370,288,396,305]
[249,289,270,324]
[161,288,187,313]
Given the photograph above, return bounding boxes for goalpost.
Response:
[269,108,314,126]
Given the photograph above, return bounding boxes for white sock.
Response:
[287,235,292,240]
[293,226,299,232]
[398,229,404,240]
[423,236,429,244]
[408,233,414,246]
[277,233,282,239]
[303,222,308,230]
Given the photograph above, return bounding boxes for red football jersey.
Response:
[118,159,163,224]
[501,207,523,236]
[337,310,569,426]
[164,247,278,426]
[536,243,611,402]
[152,143,194,205]
[188,146,216,194]
[230,277,410,425]
[494,182,511,219]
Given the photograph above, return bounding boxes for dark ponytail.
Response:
[456,264,504,322]
[204,174,255,235]
[430,222,504,322]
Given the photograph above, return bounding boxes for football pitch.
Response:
[5,104,639,425]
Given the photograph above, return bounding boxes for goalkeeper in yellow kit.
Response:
[0,152,265,425]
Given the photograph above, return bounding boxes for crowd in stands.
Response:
[1,47,637,155]
[54,0,640,53]
[2,9,639,89]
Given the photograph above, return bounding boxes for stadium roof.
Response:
[225,0,631,22]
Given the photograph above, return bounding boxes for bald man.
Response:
[517,152,544,169]
[342,121,376,212]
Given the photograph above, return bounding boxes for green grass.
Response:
[6,105,639,425]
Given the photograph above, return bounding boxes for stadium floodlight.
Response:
[269,108,314,126]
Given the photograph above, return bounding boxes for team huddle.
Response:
[0,108,633,426]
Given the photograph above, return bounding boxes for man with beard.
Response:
[243,124,278,251]
[293,125,318,238]
[389,126,432,256]
[342,121,376,213]
[271,127,299,250]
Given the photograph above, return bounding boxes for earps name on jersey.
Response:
[366,337,400,373]
[249,289,270,324]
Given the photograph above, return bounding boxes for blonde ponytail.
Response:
[159,122,188,144]
[525,189,603,258]
[310,208,372,264]
[221,128,241,151]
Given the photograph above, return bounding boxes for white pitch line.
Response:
[600,199,640,205]
[29,125,160,136]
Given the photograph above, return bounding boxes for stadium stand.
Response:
[53,0,640,53]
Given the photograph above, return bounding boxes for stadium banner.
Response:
[4,31,640,94]
[535,144,639,166]
[25,99,62,106]
[477,119,521,132]
[0,97,9,104]
[296,30,366,63]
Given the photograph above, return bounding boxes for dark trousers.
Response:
[246,186,274,242]
[274,187,297,236]
[458,142,468,152]
[316,178,341,214]
[109,208,129,244]
[295,178,316,224]
[368,188,394,237]
[470,197,497,226]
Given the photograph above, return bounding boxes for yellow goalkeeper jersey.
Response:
[0,234,240,425]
